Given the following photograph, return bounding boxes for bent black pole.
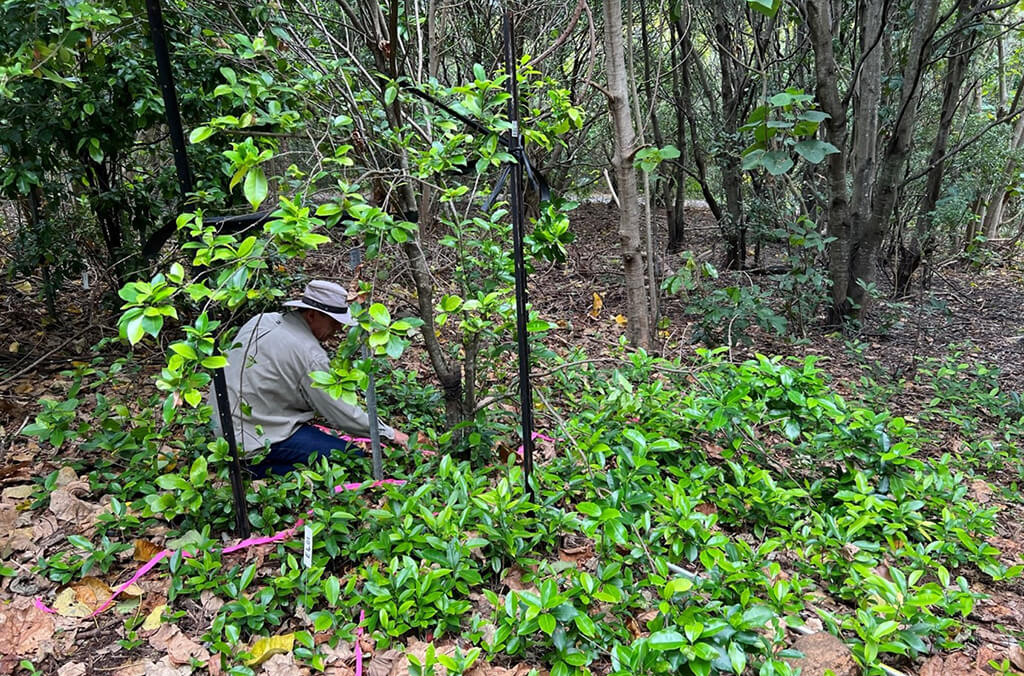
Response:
[144,0,250,538]
[502,9,535,499]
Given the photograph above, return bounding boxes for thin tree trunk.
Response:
[806,0,852,322]
[631,0,659,331]
[898,0,978,296]
[678,11,722,223]
[603,0,651,348]
[713,4,745,269]
[849,0,940,316]
[982,106,1024,237]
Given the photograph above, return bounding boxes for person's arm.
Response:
[299,354,400,441]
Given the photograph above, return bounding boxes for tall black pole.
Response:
[145,0,250,538]
[502,10,535,498]
[350,249,384,480]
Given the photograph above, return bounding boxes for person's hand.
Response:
[392,430,410,448]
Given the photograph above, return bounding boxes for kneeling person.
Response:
[210,280,408,476]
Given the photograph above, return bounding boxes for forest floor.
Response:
[1,202,1024,675]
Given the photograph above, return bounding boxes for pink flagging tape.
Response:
[334,478,406,493]
[34,516,312,618]
[91,548,172,616]
[34,598,56,614]
[355,608,365,676]
[32,463,409,618]
[220,520,302,555]
[312,424,372,445]
[516,432,555,457]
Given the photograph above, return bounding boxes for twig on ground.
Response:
[0,331,90,386]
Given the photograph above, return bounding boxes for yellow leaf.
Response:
[14,280,32,294]
[246,634,295,666]
[613,314,628,326]
[8,341,18,353]
[142,604,167,631]
[589,292,603,318]
[52,587,91,618]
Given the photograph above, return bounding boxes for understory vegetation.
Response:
[11,337,1024,675]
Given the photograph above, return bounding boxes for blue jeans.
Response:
[250,424,355,477]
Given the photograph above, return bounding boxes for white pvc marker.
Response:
[302,524,312,568]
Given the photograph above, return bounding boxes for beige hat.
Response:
[283,280,356,326]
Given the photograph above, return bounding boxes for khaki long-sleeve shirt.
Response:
[209,311,395,456]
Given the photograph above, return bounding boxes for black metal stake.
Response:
[145,0,250,538]
[502,10,535,498]
[350,249,383,480]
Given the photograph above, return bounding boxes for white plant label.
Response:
[302,524,312,568]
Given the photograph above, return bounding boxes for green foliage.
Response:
[772,216,834,335]
[740,89,837,176]
[662,254,787,346]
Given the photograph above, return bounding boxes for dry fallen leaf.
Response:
[55,467,79,487]
[1,526,35,553]
[363,649,400,676]
[589,292,603,318]
[48,485,102,525]
[200,589,225,616]
[134,539,164,563]
[246,634,295,667]
[140,655,193,676]
[976,644,1004,672]
[52,587,92,618]
[918,656,945,676]
[261,652,303,676]
[0,598,56,658]
[389,641,455,676]
[57,662,87,676]
[1010,643,1024,672]
[500,565,538,594]
[72,576,113,610]
[970,479,995,504]
[613,314,627,326]
[320,641,354,666]
[111,661,149,676]
[1,485,33,501]
[149,624,210,666]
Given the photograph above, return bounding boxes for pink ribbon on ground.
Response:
[34,517,307,616]
[335,478,406,493]
[355,608,365,676]
[516,432,555,457]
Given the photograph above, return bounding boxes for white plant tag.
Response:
[302,524,312,568]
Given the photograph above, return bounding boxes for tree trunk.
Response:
[664,14,686,251]
[897,0,978,296]
[713,4,745,269]
[603,0,651,348]
[677,10,723,224]
[849,0,939,316]
[806,0,852,322]
[981,106,1024,237]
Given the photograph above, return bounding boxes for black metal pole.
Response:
[144,0,250,538]
[502,10,535,498]
[350,249,384,480]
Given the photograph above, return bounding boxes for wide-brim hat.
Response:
[283,280,356,326]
